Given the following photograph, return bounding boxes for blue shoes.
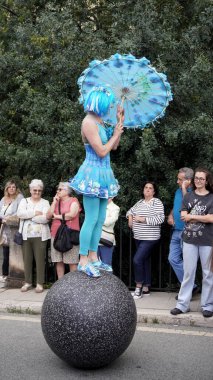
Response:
[78,260,113,278]
[91,260,113,272]
[77,263,101,278]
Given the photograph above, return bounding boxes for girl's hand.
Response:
[116,105,125,123]
[113,122,124,138]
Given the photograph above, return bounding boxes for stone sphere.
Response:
[41,271,137,369]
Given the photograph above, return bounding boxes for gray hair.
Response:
[29,179,44,189]
[59,182,72,196]
[179,167,194,180]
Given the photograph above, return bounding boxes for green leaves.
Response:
[0,0,212,211]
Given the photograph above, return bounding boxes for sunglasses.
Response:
[32,189,42,193]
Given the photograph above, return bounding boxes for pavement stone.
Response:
[0,285,212,328]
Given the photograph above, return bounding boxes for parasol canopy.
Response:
[78,53,173,129]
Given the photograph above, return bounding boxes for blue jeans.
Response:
[133,239,159,285]
[176,243,213,312]
[168,230,184,283]
[97,246,114,266]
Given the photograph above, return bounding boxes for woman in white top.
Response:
[17,179,50,293]
[127,181,165,299]
[98,198,120,266]
[0,180,23,281]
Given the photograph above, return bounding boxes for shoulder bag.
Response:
[13,199,28,245]
[99,229,114,247]
[53,201,74,253]
[0,202,12,246]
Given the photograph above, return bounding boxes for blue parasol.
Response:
[77,53,173,129]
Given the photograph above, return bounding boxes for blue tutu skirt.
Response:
[70,144,119,199]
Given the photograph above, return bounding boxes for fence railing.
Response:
[45,215,181,292]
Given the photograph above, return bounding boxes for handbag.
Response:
[0,224,8,246]
[13,199,28,245]
[70,228,80,245]
[53,215,73,253]
[0,202,12,246]
[99,229,114,248]
[13,231,23,245]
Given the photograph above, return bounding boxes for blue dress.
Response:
[70,124,119,199]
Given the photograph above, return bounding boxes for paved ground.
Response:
[0,315,213,380]
[0,285,212,328]
[1,248,212,328]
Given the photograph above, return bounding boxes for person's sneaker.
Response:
[21,283,33,292]
[202,310,213,318]
[170,307,183,315]
[0,275,7,283]
[91,260,113,272]
[132,287,142,300]
[78,263,101,278]
[142,289,150,296]
[35,284,44,293]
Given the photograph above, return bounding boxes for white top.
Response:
[126,198,165,240]
[100,201,120,245]
[17,197,51,241]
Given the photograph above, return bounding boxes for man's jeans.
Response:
[168,229,184,284]
[176,243,213,312]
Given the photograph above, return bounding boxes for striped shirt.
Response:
[126,198,165,240]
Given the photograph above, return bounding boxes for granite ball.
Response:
[41,271,137,369]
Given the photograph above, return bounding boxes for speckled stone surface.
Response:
[41,271,137,369]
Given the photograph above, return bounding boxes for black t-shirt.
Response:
[182,191,213,246]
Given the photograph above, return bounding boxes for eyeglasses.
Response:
[57,188,67,192]
[194,177,206,182]
[32,189,42,193]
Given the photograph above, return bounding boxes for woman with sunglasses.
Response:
[171,167,213,318]
[17,179,51,293]
[0,180,23,282]
[47,182,81,278]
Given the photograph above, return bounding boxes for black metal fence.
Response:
[111,216,179,291]
[45,216,182,292]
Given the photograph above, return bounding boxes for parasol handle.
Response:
[119,96,125,124]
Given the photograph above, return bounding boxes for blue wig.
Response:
[84,86,115,117]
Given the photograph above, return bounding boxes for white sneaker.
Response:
[0,275,7,283]
[21,283,32,292]
[35,284,44,293]
[132,287,142,299]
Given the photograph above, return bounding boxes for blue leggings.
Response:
[80,196,108,256]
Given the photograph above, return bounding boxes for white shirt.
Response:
[126,198,165,240]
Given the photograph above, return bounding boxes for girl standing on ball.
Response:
[70,86,124,277]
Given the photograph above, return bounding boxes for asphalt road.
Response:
[0,314,213,380]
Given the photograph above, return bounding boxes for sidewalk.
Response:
[0,286,212,328]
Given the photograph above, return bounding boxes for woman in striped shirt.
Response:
[127,181,165,299]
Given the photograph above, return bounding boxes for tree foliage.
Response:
[0,0,212,210]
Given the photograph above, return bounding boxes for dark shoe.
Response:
[202,310,213,318]
[142,290,150,296]
[175,294,178,300]
[170,308,183,315]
